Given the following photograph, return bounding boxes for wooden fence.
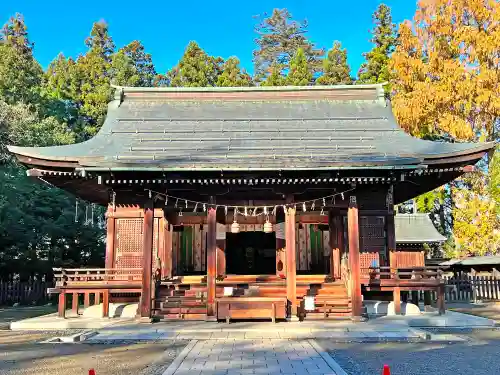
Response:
[415,273,500,303]
[0,281,53,305]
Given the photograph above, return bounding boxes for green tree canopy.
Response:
[316,41,352,85]
[253,8,324,82]
[286,48,313,86]
[357,3,397,90]
[167,41,223,87]
[111,40,156,87]
[217,57,253,87]
[0,14,43,105]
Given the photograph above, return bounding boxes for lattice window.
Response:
[114,218,160,270]
[343,215,388,265]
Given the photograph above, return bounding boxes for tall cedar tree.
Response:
[391,0,500,255]
[167,41,223,87]
[0,14,43,105]
[286,48,313,85]
[217,57,253,87]
[111,40,156,87]
[357,4,397,90]
[316,42,352,85]
[76,21,115,137]
[253,9,324,82]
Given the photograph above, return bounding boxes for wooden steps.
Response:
[154,274,352,320]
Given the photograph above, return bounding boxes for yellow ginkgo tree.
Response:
[390,0,500,256]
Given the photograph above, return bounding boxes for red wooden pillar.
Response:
[162,219,173,279]
[105,206,116,269]
[276,207,286,277]
[216,212,226,277]
[328,211,341,279]
[285,207,297,319]
[139,204,154,319]
[348,196,363,320]
[206,207,217,320]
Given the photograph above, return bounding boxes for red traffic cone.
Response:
[89,369,96,375]
[382,364,391,375]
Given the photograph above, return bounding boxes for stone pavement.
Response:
[163,339,345,375]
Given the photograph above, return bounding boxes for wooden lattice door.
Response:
[114,218,160,269]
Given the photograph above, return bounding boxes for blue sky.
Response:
[1,1,417,76]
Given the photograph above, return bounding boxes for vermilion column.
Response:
[139,204,154,319]
[348,196,363,320]
[285,207,297,319]
[206,207,217,320]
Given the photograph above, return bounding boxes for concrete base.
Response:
[365,300,422,316]
[82,303,138,318]
[10,312,132,330]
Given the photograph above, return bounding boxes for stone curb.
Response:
[161,339,198,375]
[308,339,348,375]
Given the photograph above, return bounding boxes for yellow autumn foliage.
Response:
[452,188,500,257]
[390,0,500,141]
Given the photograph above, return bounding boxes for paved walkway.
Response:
[164,339,344,375]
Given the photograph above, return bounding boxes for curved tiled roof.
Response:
[395,213,447,243]
[7,84,494,171]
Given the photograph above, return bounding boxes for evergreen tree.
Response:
[316,42,352,85]
[216,57,253,87]
[111,40,156,87]
[167,41,223,87]
[75,21,115,137]
[261,63,286,86]
[357,4,397,89]
[253,9,324,82]
[286,48,312,86]
[0,14,43,105]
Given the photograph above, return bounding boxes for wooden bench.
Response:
[216,297,287,323]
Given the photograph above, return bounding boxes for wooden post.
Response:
[139,203,154,319]
[437,284,446,315]
[285,207,297,320]
[276,207,286,277]
[329,211,341,279]
[393,286,401,315]
[386,186,395,268]
[58,292,66,318]
[348,196,363,320]
[84,292,90,308]
[72,292,79,315]
[105,206,116,269]
[160,216,172,279]
[206,207,217,320]
[216,210,226,277]
[102,290,109,318]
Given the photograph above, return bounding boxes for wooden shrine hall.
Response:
[8,84,494,322]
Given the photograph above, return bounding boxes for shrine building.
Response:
[8,84,494,322]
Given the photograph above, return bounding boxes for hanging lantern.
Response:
[231,208,240,233]
[264,217,273,233]
[231,220,240,233]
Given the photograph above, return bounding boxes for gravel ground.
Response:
[0,331,187,375]
[319,330,500,375]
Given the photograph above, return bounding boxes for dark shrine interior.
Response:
[225,232,277,275]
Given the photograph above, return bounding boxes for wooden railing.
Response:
[361,266,447,315]
[53,267,142,286]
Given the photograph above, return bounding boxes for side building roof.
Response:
[7,84,494,172]
[395,213,447,244]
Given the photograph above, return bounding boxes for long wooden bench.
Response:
[216,297,287,323]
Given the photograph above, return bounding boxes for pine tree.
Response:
[358,4,397,90]
[286,48,312,86]
[253,9,324,82]
[111,40,156,87]
[261,63,286,86]
[316,42,352,85]
[217,57,253,87]
[75,21,115,137]
[0,14,43,105]
[167,41,222,87]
